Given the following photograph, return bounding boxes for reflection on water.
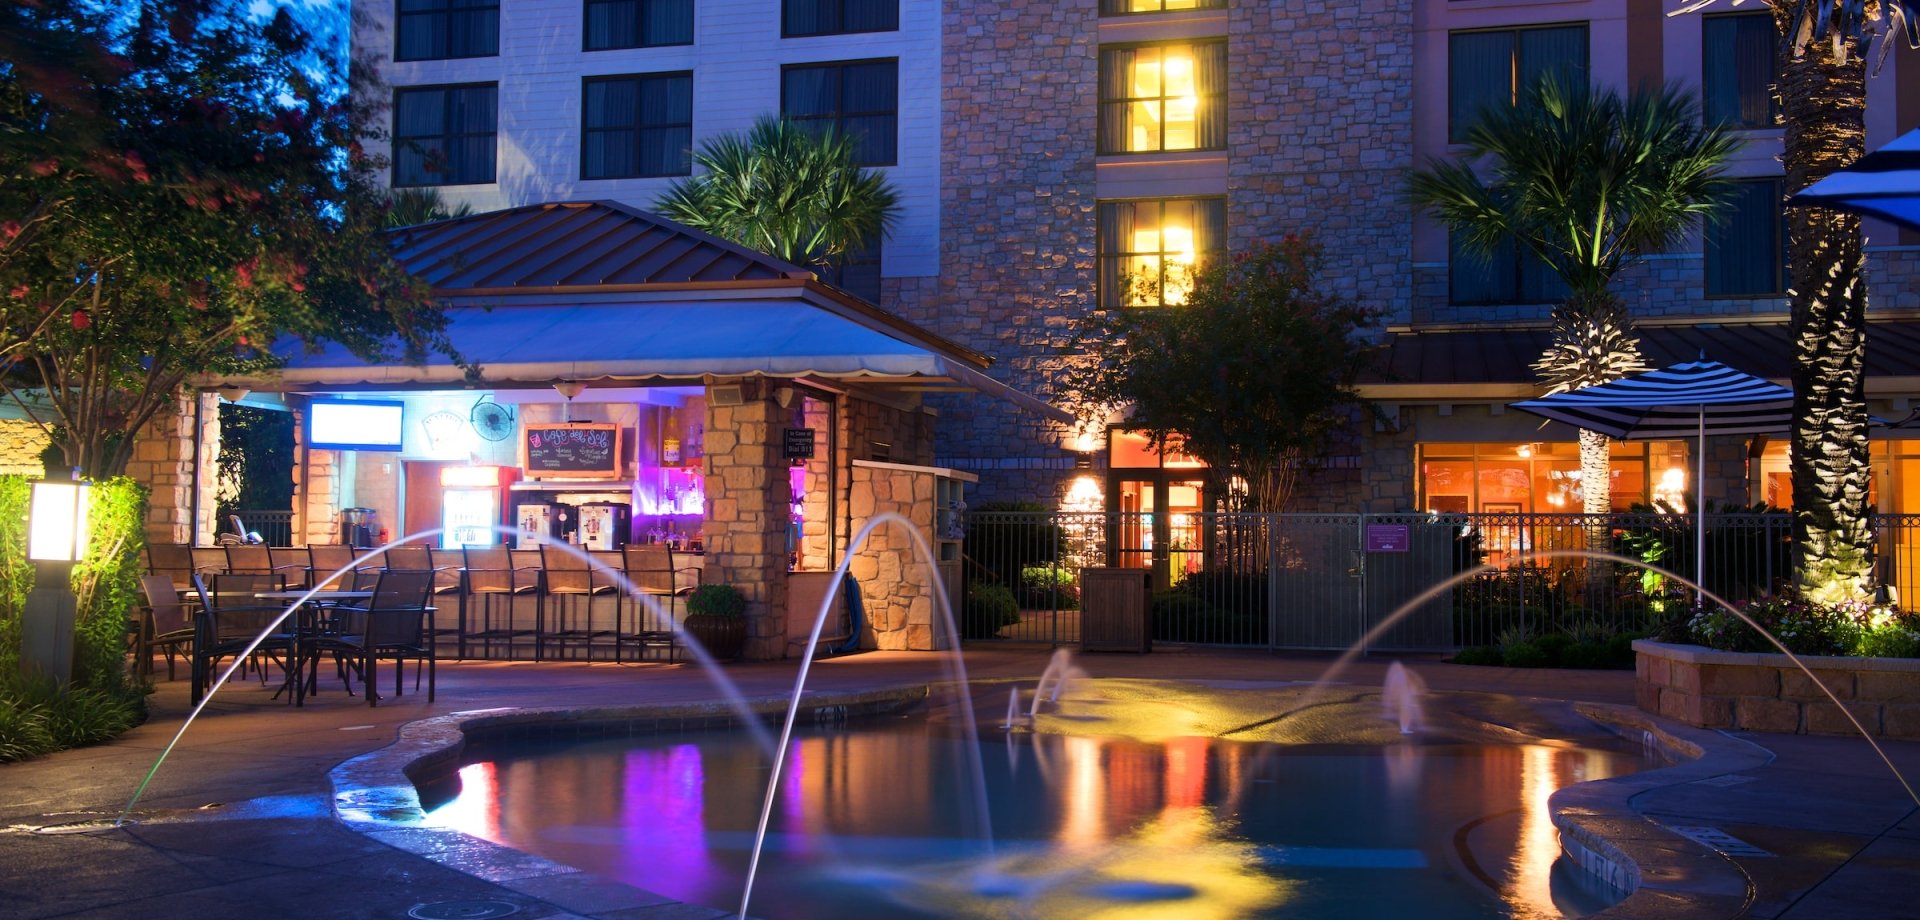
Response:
[421,720,1643,919]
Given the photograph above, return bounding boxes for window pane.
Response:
[394,85,496,187]
[588,0,690,50]
[397,0,496,60]
[782,60,897,166]
[1099,0,1226,14]
[1705,179,1786,295]
[821,239,882,302]
[583,74,691,179]
[1449,25,1587,142]
[1096,198,1226,307]
[1098,42,1225,154]
[1516,26,1586,95]
[1703,14,1777,128]
[644,0,693,44]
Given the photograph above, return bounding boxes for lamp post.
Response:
[22,476,89,685]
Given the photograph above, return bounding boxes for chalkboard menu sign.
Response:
[522,423,623,479]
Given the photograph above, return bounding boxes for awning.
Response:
[234,300,1073,424]
[1509,360,1794,441]
[1792,127,1920,231]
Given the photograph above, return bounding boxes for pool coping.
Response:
[1552,702,1766,918]
[326,683,1746,919]
[327,686,930,919]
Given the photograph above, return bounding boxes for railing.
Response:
[225,509,296,547]
[960,510,1920,652]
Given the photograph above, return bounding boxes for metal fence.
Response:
[226,509,295,547]
[960,510,1920,652]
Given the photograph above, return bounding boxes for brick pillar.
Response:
[290,403,343,544]
[125,390,215,545]
[702,378,791,660]
[799,396,833,571]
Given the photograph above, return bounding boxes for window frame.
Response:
[1446,22,1590,144]
[391,82,499,188]
[1098,0,1227,17]
[1701,11,1779,130]
[1703,177,1788,298]
[580,71,695,181]
[1095,195,1228,309]
[1446,234,1570,307]
[780,58,900,167]
[781,0,899,38]
[582,0,695,52]
[394,0,501,62]
[1097,39,1229,156]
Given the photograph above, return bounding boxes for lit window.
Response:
[1097,198,1226,307]
[396,0,499,62]
[1449,24,1587,143]
[584,0,693,51]
[1099,42,1226,154]
[1099,0,1225,15]
[393,84,497,187]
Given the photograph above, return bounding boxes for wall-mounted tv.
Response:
[307,398,405,452]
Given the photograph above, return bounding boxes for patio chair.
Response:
[138,575,195,680]
[189,573,297,705]
[146,543,204,593]
[224,543,272,575]
[308,544,361,589]
[268,546,312,589]
[301,569,435,706]
[541,543,618,660]
[619,544,698,662]
[463,546,539,659]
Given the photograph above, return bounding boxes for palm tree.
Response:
[1677,0,1917,601]
[1410,77,1738,521]
[655,115,899,272]
[383,187,472,228]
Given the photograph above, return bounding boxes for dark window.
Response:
[1099,0,1226,14]
[819,239,882,303]
[1448,24,1588,142]
[782,59,898,166]
[584,0,693,51]
[582,73,693,179]
[396,0,499,61]
[1098,42,1227,155]
[393,84,497,187]
[1097,198,1226,308]
[783,0,897,37]
[1705,178,1787,296]
[1448,234,1570,305]
[1703,13,1778,129]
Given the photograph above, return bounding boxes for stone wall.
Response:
[0,419,48,476]
[125,391,220,545]
[291,403,342,545]
[1636,639,1920,739]
[846,460,956,651]
[702,378,792,660]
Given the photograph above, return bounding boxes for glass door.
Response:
[1111,477,1209,589]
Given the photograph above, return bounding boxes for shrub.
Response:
[963,502,1066,594]
[1018,565,1079,610]
[1856,622,1920,658]
[1502,641,1549,668]
[685,584,747,618]
[960,582,1019,639]
[0,674,144,763]
[1450,645,1503,666]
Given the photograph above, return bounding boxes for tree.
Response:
[1677,0,1918,601]
[0,0,451,478]
[1409,76,1738,520]
[655,115,899,272]
[1062,236,1379,514]
[385,187,473,228]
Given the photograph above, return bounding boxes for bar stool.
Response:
[425,546,468,658]
[540,543,618,660]
[620,544,697,662]
[462,546,538,659]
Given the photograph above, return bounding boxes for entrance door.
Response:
[1111,477,1208,589]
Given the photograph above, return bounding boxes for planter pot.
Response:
[685,613,747,661]
[1635,639,1920,739]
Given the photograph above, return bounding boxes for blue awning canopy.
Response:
[1509,360,1794,440]
[1793,127,1920,231]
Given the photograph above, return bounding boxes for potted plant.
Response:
[684,583,749,661]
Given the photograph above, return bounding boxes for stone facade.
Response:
[290,403,343,545]
[702,378,794,661]
[1637,639,1920,739]
[125,391,220,545]
[0,419,48,476]
[846,460,962,651]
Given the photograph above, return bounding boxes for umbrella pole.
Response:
[1697,406,1706,609]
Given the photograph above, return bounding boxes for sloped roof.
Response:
[388,200,814,292]
[1368,320,1920,391]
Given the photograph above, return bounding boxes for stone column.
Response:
[125,390,216,545]
[702,378,791,660]
[289,402,342,544]
[799,395,833,571]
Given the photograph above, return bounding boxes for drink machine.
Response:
[439,465,517,549]
[515,501,559,549]
[578,502,631,551]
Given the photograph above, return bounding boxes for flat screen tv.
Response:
[306,398,405,452]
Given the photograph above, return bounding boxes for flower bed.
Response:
[1634,639,1920,738]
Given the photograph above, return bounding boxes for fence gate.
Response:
[1266,514,1366,649]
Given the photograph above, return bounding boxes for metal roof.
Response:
[1372,320,1920,388]
[387,200,814,292]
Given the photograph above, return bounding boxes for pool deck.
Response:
[1,647,1916,919]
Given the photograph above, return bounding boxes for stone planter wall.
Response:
[1635,639,1920,739]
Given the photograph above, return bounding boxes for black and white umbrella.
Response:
[1792,127,1920,231]
[1510,360,1792,591]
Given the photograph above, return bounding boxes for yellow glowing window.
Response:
[1099,42,1225,155]
[1100,0,1225,15]
[1099,198,1224,307]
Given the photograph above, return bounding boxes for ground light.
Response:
[22,476,89,684]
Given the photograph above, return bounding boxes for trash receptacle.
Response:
[1080,567,1151,653]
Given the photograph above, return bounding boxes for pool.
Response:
[418,684,1656,918]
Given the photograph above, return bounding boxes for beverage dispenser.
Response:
[515,501,559,549]
[577,502,631,551]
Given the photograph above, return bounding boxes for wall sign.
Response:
[522,423,622,479]
[783,427,816,460]
[1365,523,1410,553]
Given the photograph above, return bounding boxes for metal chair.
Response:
[425,546,468,657]
[146,543,205,593]
[138,575,195,680]
[189,573,296,705]
[301,570,435,706]
[540,543,618,660]
[223,543,272,575]
[268,546,312,589]
[620,544,698,662]
[462,546,539,659]
[308,544,362,589]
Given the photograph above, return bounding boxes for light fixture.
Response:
[1516,443,1533,459]
[552,380,586,422]
[22,476,88,684]
[774,386,797,409]
[28,479,89,562]
[215,385,251,403]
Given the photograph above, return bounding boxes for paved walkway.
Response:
[0,647,1914,918]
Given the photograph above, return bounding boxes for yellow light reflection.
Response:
[1061,735,1109,849]
[1505,745,1557,917]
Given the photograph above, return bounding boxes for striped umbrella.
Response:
[1511,360,1792,595]
[1792,127,1920,231]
